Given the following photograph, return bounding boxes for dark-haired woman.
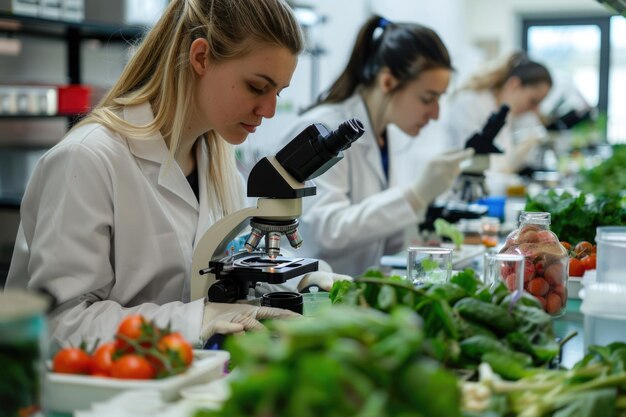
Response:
[279,16,474,277]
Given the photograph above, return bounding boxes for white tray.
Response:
[47,349,229,414]
[568,276,583,299]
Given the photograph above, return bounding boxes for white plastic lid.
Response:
[596,226,626,248]
[581,282,626,319]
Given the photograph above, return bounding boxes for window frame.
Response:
[521,16,612,114]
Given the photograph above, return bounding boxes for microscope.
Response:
[190,118,365,303]
[453,104,510,202]
[420,105,510,232]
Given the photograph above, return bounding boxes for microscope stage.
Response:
[209,252,319,284]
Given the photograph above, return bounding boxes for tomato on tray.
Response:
[158,332,194,367]
[581,254,597,271]
[90,342,116,377]
[51,314,195,380]
[110,354,157,380]
[569,258,585,277]
[52,347,92,375]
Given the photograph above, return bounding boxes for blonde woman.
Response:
[6,0,304,349]
[444,51,553,174]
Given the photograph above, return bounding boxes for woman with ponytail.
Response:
[279,16,474,277]
[443,51,553,174]
[6,0,305,350]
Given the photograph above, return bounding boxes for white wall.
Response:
[466,0,611,59]
[234,0,616,171]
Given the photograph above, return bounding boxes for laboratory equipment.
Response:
[453,104,510,203]
[190,118,365,303]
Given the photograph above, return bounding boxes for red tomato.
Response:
[560,241,572,251]
[544,263,565,286]
[115,314,158,352]
[53,347,92,375]
[158,332,194,367]
[581,254,597,271]
[536,230,556,243]
[117,315,147,341]
[569,258,585,277]
[110,354,156,379]
[546,292,563,314]
[90,342,117,376]
[527,278,549,297]
[574,241,593,258]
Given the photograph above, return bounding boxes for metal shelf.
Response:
[0,11,145,40]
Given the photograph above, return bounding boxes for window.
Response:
[523,16,626,144]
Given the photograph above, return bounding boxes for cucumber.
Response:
[454,298,515,334]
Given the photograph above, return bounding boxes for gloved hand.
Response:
[296,271,353,292]
[407,148,475,208]
[491,136,541,174]
[200,302,300,341]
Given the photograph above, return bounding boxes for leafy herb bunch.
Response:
[330,269,560,380]
[197,305,462,417]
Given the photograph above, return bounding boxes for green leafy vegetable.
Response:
[196,306,461,417]
[435,218,464,249]
[329,269,559,379]
[525,190,626,244]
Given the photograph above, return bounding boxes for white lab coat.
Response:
[442,89,544,174]
[6,102,241,349]
[279,94,420,277]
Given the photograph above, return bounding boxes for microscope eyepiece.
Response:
[274,117,365,182]
[322,118,365,154]
[464,104,510,154]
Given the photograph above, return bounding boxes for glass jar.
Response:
[499,211,569,316]
[0,290,49,417]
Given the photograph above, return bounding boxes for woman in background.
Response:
[443,51,552,175]
[278,16,474,277]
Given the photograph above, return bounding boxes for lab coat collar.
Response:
[123,102,199,211]
[345,94,386,186]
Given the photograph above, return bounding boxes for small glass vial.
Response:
[499,211,569,316]
[480,217,501,248]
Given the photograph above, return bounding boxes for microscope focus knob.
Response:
[208,279,244,303]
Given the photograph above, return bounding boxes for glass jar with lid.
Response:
[499,211,569,316]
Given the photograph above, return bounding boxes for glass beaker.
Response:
[407,246,453,285]
[483,252,525,292]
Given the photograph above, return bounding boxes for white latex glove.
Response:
[297,271,353,292]
[201,302,300,341]
[407,148,475,208]
[491,136,540,174]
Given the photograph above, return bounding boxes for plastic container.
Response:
[476,196,506,221]
[0,290,49,417]
[46,349,229,414]
[499,211,569,316]
[581,282,626,350]
[595,226,626,284]
[261,291,303,314]
[302,286,331,316]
